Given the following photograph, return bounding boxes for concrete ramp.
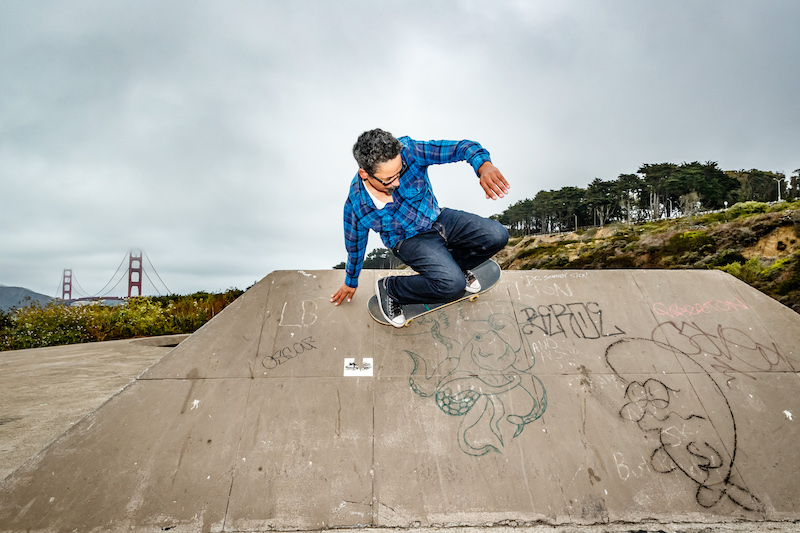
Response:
[1,269,799,531]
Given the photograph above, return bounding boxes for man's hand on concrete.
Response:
[478,162,510,200]
[331,284,356,305]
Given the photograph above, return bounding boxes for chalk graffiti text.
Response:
[262,336,317,369]
[520,302,625,339]
[653,298,749,319]
[651,321,797,386]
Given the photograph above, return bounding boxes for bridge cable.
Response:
[54,278,63,300]
[99,267,129,298]
[94,253,129,297]
[71,274,92,298]
[142,269,163,297]
[144,252,171,295]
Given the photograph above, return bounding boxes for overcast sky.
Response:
[1,0,798,297]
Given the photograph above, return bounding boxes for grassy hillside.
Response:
[495,200,800,313]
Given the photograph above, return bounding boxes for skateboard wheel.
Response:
[406,319,413,326]
[469,295,479,302]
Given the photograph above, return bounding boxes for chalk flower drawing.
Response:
[404,313,547,456]
[619,379,671,426]
[606,337,763,512]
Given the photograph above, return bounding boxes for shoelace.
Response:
[466,270,476,284]
[389,298,403,318]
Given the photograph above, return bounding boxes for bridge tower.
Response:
[128,250,143,298]
[61,269,73,301]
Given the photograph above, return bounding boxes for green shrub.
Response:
[768,199,800,213]
[773,255,800,296]
[776,273,800,296]
[517,244,559,261]
[0,309,12,331]
[703,248,747,268]
[717,257,763,284]
[663,231,716,256]
[728,201,769,219]
[542,254,570,268]
[605,254,638,268]
[0,289,244,351]
[0,302,93,350]
[696,211,730,225]
[762,256,794,280]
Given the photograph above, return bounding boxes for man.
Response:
[330,129,510,327]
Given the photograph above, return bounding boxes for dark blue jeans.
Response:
[387,208,509,304]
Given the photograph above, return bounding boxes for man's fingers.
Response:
[480,172,510,200]
[492,172,510,191]
[331,285,356,305]
[484,180,506,199]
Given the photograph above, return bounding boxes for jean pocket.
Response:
[432,222,447,243]
[392,241,405,262]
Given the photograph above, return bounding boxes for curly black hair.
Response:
[352,129,403,176]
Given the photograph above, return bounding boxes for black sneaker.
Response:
[464,269,481,294]
[375,277,406,328]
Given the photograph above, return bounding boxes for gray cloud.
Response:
[1,0,798,296]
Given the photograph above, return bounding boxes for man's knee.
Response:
[433,270,467,300]
[485,220,509,252]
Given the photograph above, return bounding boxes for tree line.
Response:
[332,247,405,270]
[494,162,800,235]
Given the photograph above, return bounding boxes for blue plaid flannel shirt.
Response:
[342,136,491,288]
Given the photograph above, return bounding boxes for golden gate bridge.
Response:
[56,250,171,304]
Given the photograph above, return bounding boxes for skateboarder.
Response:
[330,129,510,327]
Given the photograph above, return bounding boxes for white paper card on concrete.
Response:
[343,358,373,377]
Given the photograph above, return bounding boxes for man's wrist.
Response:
[477,159,494,176]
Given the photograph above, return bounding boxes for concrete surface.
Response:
[0,269,799,532]
[0,334,188,480]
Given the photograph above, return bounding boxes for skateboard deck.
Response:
[368,259,501,327]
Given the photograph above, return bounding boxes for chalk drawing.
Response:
[523,272,588,283]
[261,336,317,370]
[650,320,797,386]
[519,302,625,339]
[278,300,318,327]
[612,450,653,481]
[605,337,763,512]
[652,298,749,319]
[404,312,547,456]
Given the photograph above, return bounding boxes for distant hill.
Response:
[494,200,800,313]
[0,285,55,312]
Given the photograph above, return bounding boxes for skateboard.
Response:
[368,259,502,327]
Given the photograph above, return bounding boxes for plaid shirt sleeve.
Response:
[343,195,368,288]
[405,137,491,175]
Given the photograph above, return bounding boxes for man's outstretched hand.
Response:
[331,284,356,305]
[478,161,510,200]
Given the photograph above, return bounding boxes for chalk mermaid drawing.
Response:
[605,337,763,512]
[405,313,547,456]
